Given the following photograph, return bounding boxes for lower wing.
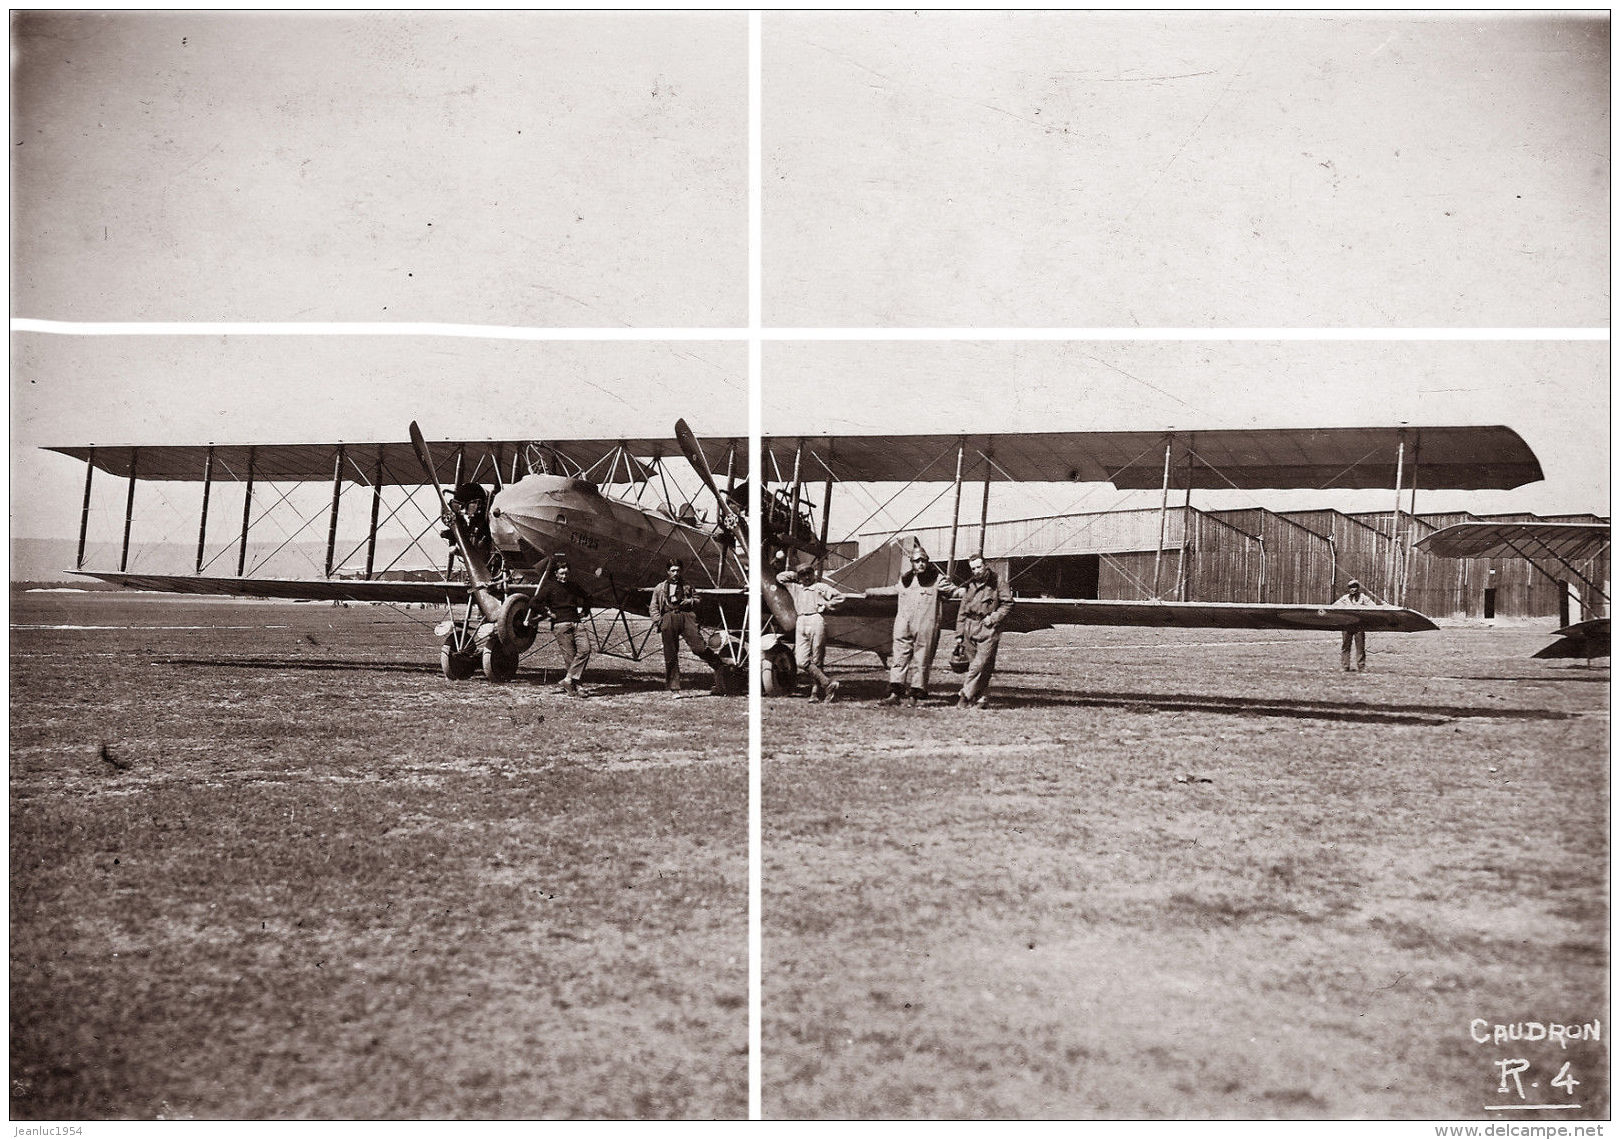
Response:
[821,593,1438,655]
[71,570,474,605]
[73,571,748,627]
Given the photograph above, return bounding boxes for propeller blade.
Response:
[409,421,453,518]
[675,419,744,544]
[409,422,499,613]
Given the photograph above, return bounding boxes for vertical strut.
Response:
[945,440,966,578]
[119,449,139,572]
[786,440,804,542]
[1387,439,1406,601]
[977,444,993,557]
[365,447,384,580]
[1402,435,1422,607]
[236,447,255,577]
[446,445,465,576]
[76,448,95,571]
[1176,441,1194,600]
[1152,435,1173,598]
[196,446,215,574]
[324,445,344,578]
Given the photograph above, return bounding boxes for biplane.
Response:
[1416,520,1611,662]
[756,424,1545,693]
[48,420,749,684]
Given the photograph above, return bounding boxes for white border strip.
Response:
[12,318,1607,341]
[747,8,763,1123]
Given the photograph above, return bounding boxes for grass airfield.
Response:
[763,624,1609,1119]
[10,589,747,1119]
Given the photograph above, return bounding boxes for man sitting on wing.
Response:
[775,561,846,702]
[532,557,593,697]
[649,559,731,695]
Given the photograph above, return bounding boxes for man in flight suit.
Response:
[649,559,731,694]
[954,555,1015,709]
[881,543,960,707]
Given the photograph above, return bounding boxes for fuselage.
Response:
[487,474,743,605]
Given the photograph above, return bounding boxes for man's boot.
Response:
[879,682,905,706]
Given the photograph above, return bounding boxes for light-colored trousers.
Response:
[796,613,832,689]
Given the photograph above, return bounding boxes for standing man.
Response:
[532,558,593,697]
[1334,578,1380,672]
[881,543,960,706]
[650,559,730,695]
[776,563,845,702]
[954,555,1014,709]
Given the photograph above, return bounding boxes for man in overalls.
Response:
[881,543,960,707]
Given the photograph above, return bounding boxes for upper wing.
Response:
[71,570,474,605]
[1415,521,1609,562]
[826,591,1437,637]
[763,426,1541,490]
[46,432,749,486]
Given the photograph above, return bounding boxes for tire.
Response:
[496,593,537,652]
[440,645,476,681]
[482,644,520,683]
[762,644,797,696]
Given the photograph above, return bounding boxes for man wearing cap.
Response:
[776,562,846,702]
[649,559,731,694]
[1333,578,1380,672]
[881,541,961,706]
[442,481,499,576]
[954,554,1015,709]
[532,559,593,697]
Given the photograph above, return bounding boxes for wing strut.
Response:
[76,447,95,571]
[945,439,965,578]
[197,446,215,574]
[236,447,255,576]
[120,448,139,572]
[1153,436,1173,599]
[323,445,343,578]
[1174,440,1195,600]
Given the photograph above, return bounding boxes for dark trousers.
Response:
[1340,628,1366,671]
[661,613,718,690]
[958,618,1002,702]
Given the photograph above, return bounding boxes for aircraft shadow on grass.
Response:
[155,655,721,698]
[815,677,1573,727]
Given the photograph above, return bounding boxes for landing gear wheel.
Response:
[482,644,520,683]
[762,643,797,696]
[496,594,537,653]
[440,644,476,681]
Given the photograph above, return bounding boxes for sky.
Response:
[9,12,1611,561]
[12,11,746,325]
[766,11,1609,326]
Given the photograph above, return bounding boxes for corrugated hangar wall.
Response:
[876,508,1609,619]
